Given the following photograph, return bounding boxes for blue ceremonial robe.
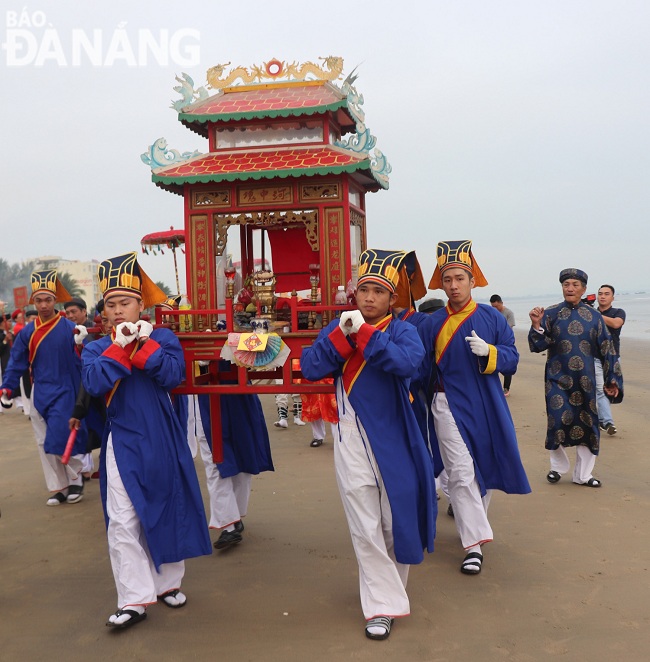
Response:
[300,317,437,565]
[528,301,623,455]
[418,302,531,496]
[82,328,211,569]
[397,309,439,466]
[1,316,87,455]
[197,393,274,477]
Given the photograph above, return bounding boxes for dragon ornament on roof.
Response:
[205,56,344,90]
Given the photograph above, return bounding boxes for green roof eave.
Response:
[152,161,371,188]
[178,99,348,125]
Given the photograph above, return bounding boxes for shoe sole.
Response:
[214,540,242,550]
[106,612,147,629]
[214,534,243,550]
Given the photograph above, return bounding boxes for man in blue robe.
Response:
[529,268,622,488]
[1,269,88,505]
[300,248,436,642]
[82,252,211,630]
[419,240,531,577]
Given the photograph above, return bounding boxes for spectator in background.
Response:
[489,295,516,396]
[11,309,25,336]
[595,284,626,435]
[64,297,93,328]
[0,315,11,402]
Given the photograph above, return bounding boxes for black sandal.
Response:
[158,589,187,608]
[365,616,393,640]
[310,438,323,447]
[106,608,147,629]
[461,551,483,575]
[583,477,602,488]
[546,470,561,484]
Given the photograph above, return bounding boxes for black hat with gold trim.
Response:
[98,252,167,309]
[357,249,425,299]
[428,240,488,289]
[29,269,72,304]
[158,294,182,310]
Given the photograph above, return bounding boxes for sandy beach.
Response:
[1,328,649,661]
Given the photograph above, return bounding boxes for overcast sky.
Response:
[2,0,648,299]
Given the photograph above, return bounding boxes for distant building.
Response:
[32,256,101,306]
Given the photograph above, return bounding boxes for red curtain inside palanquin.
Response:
[267,226,318,292]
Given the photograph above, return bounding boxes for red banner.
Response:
[14,286,28,308]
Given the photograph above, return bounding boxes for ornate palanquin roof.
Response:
[179,82,351,126]
[151,145,379,193]
[147,59,391,192]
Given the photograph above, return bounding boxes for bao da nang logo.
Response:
[3,9,201,66]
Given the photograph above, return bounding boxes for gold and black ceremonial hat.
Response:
[158,294,182,310]
[29,269,72,304]
[357,249,416,295]
[98,252,167,309]
[428,240,488,290]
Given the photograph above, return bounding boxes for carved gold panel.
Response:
[191,190,230,208]
[214,210,318,256]
[299,183,341,201]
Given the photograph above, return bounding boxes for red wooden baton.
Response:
[61,428,77,465]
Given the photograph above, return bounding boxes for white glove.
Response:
[135,319,153,340]
[465,330,490,357]
[114,322,138,348]
[74,325,88,345]
[339,311,354,336]
[346,310,365,334]
[340,310,365,335]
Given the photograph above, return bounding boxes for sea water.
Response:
[476,292,650,342]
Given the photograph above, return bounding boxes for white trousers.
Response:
[549,445,597,484]
[335,418,410,620]
[106,435,184,608]
[196,403,251,529]
[432,393,493,550]
[198,435,251,529]
[80,453,94,473]
[594,358,614,426]
[274,392,300,408]
[30,391,83,492]
[185,395,198,458]
[20,376,31,416]
[311,418,326,440]
[436,468,450,503]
